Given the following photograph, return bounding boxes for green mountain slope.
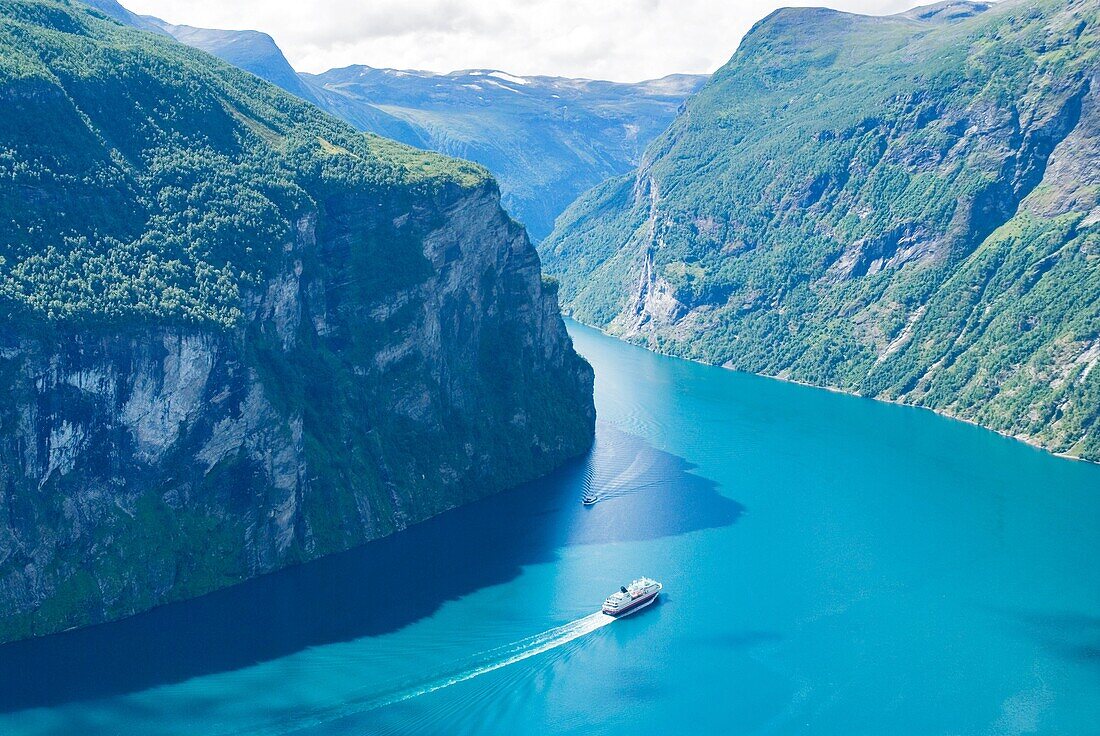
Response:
[543,0,1100,459]
[0,0,594,641]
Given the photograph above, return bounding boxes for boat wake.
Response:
[361,612,614,712]
[246,612,615,735]
[581,445,669,506]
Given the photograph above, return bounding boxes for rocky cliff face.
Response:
[0,179,593,644]
[0,0,593,642]
[543,0,1100,460]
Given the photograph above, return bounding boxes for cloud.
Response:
[121,0,921,81]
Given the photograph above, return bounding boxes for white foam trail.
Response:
[367,612,614,711]
[594,477,668,502]
[261,612,615,735]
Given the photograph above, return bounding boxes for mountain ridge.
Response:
[144,19,326,106]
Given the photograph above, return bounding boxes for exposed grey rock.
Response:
[0,183,594,642]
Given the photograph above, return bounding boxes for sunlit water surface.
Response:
[1,321,1098,734]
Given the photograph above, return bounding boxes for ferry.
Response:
[602,577,662,617]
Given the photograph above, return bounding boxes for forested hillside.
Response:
[543,0,1100,460]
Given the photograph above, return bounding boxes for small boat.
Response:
[602,577,662,617]
[581,494,597,506]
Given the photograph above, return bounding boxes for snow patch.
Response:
[483,79,522,94]
[488,71,529,85]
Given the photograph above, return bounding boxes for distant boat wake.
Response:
[581,443,668,505]
[243,612,614,735]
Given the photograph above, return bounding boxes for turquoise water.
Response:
[1,321,1098,734]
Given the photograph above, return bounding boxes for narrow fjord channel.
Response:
[1,321,1097,734]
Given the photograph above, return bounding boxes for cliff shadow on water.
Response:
[0,423,742,712]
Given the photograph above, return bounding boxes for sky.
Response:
[122,0,921,81]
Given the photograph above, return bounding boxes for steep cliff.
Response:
[543,0,1100,460]
[0,0,594,642]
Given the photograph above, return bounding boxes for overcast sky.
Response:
[122,0,921,81]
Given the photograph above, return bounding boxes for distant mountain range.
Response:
[542,0,1100,460]
[80,0,706,240]
[305,68,706,240]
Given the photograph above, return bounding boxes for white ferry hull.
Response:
[602,589,660,617]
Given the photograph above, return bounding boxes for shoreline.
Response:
[564,317,1097,468]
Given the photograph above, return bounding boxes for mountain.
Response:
[304,68,708,240]
[542,0,1100,460]
[74,1,706,242]
[75,0,163,34]
[80,0,327,106]
[144,20,327,107]
[0,0,594,642]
